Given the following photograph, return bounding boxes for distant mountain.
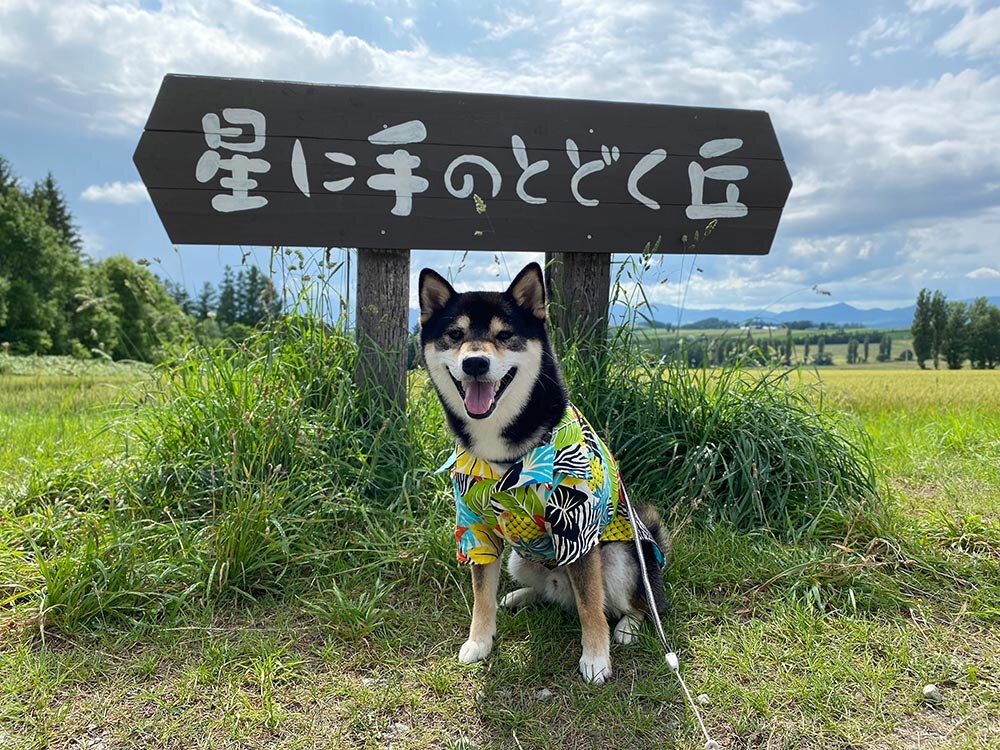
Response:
[407,296,1000,330]
[609,296,1000,330]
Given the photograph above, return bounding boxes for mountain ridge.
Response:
[407,297,1000,330]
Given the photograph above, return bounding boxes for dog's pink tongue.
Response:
[464,381,495,415]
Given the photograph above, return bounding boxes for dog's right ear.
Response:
[418,268,455,324]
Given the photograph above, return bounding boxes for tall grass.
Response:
[558,259,880,539]
[1,250,883,632]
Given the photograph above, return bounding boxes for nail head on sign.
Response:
[587,234,592,240]
[381,229,386,235]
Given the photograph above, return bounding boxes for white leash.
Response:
[622,487,720,750]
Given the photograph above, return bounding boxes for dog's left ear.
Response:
[506,262,546,320]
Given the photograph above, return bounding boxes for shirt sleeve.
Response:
[454,480,503,565]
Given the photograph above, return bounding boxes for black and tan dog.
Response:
[419,262,667,684]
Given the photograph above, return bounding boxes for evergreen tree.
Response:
[930,290,947,369]
[217,266,237,325]
[0,274,9,329]
[784,327,792,366]
[942,301,969,369]
[161,279,194,316]
[0,186,82,353]
[863,335,870,363]
[911,288,934,369]
[30,173,82,252]
[195,282,217,320]
[0,156,19,194]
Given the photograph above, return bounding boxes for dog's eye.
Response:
[446,329,464,343]
[496,330,514,343]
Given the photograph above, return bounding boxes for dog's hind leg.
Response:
[613,612,643,645]
[566,548,612,684]
[500,587,539,610]
[458,560,500,664]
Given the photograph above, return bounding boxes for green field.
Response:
[1,363,998,749]
[637,327,920,367]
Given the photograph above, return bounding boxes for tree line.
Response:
[911,289,1000,369]
[0,155,280,362]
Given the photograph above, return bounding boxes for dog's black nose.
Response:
[462,356,490,376]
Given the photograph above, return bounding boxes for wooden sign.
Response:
[133,74,792,255]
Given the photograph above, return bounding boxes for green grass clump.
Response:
[561,327,880,540]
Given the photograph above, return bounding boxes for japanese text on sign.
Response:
[195,109,749,220]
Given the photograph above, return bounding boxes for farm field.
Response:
[0,364,998,749]
[636,327,919,368]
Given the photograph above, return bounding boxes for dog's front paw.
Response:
[579,652,612,685]
[458,638,493,664]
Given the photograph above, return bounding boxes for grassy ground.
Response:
[1,366,998,749]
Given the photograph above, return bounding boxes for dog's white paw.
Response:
[613,614,642,645]
[458,638,493,664]
[579,652,612,685]
[500,587,538,611]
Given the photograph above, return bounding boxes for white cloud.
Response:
[849,15,923,63]
[742,0,809,25]
[773,70,1000,236]
[907,0,975,13]
[966,266,1000,279]
[934,6,1000,57]
[81,180,149,204]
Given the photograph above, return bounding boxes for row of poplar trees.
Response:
[911,289,1000,369]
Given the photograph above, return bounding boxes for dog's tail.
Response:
[632,503,669,613]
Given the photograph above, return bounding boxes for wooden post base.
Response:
[544,252,612,355]
[355,248,410,410]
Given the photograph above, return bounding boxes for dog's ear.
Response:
[418,268,455,324]
[506,263,546,320]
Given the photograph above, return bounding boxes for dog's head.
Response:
[418,263,548,423]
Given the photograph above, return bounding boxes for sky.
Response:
[0,0,998,313]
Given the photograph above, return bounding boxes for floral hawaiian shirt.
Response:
[439,404,665,568]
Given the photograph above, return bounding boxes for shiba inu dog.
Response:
[419,262,668,685]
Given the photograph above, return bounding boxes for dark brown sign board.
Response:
[134,74,792,255]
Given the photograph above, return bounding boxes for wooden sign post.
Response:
[134,74,792,407]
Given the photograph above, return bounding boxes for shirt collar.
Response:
[438,405,592,489]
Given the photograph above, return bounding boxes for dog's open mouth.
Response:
[452,368,517,419]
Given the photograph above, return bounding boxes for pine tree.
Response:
[930,291,947,369]
[785,327,792,366]
[195,282,217,320]
[847,336,858,365]
[0,156,19,194]
[217,267,237,325]
[31,173,82,252]
[863,335,870,363]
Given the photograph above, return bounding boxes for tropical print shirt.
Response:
[439,404,665,568]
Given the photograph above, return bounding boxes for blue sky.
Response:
[1,0,997,312]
